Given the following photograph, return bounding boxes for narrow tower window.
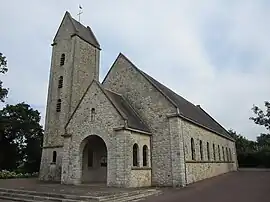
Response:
[213,144,216,161]
[191,138,195,160]
[207,142,210,161]
[52,151,57,163]
[56,99,61,112]
[143,145,148,166]
[60,53,65,66]
[91,108,96,121]
[199,140,203,160]
[58,76,63,88]
[133,144,139,166]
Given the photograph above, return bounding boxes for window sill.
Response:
[131,167,152,170]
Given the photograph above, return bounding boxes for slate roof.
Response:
[70,16,100,49]
[54,12,100,49]
[117,54,233,140]
[104,89,151,133]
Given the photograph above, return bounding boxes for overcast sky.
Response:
[1,0,269,140]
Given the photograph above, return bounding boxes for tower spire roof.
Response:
[54,11,100,49]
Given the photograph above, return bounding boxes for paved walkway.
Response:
[0,170,269,202]
[144,170,270,202]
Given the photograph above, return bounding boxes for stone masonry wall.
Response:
[130,132,151,187]
[40,16,75,180]
[130,169,151,187]
[39,147,63,181]
[62,81,126,186]
[130,132,151,167]
[103,54,176,186]
[70,37,99,113]
[182,119,237,184]
[168,116,185,187]
[114,129,133,187]
[40,14,100,182]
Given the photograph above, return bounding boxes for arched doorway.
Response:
[81,135,107,183]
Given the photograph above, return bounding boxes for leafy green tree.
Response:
[250,101,270,133]
[250,101,270,150]
[228,130,257,153]
[256,134,270,148]
[0,52,8,102]
[0,103,43,172]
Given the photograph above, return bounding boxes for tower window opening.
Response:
[56,99,61,112]
[60,54,65,66]
[58,76,63,88]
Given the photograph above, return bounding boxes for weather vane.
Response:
[77,5,83,22]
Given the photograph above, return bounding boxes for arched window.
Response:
[226,147,229,161]
[56,99,61,112]
[218,145,221,161]
[222,146,225,161]
[91,108,96,121]
[229,148,232,161]
[213,144,216,161]
[60,53,65,66]
[207,142,210,161]
[191,138,195,160]
[52,151,57,163]
[58,76,63,88]
[133,144,139,166]
[199,140,203,160]
[143,145,148,166]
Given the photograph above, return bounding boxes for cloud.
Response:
[0,0,269,140]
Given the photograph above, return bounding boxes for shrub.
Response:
[0,170,38,179]
[238,151,270,168]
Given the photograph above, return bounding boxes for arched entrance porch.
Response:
[81,135,107,183]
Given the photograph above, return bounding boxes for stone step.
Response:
[0,195,36,202]
[0,191,82,202]
[0,188,100,201]
[101,190,162,202]
[120,191,162,202]
[0,187,162,202]
[0,188,96,202]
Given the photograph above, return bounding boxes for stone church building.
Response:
[39,11,238,188]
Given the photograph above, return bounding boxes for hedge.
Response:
[237,151,270,168]
[0,170,38,179]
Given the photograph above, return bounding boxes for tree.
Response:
[250,101,270,150]
[0,103,43,172]
[228,130,257,153]
[0,52,8,102]
[250,101,270,133]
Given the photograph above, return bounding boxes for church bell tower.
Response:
[39,11,101,181]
